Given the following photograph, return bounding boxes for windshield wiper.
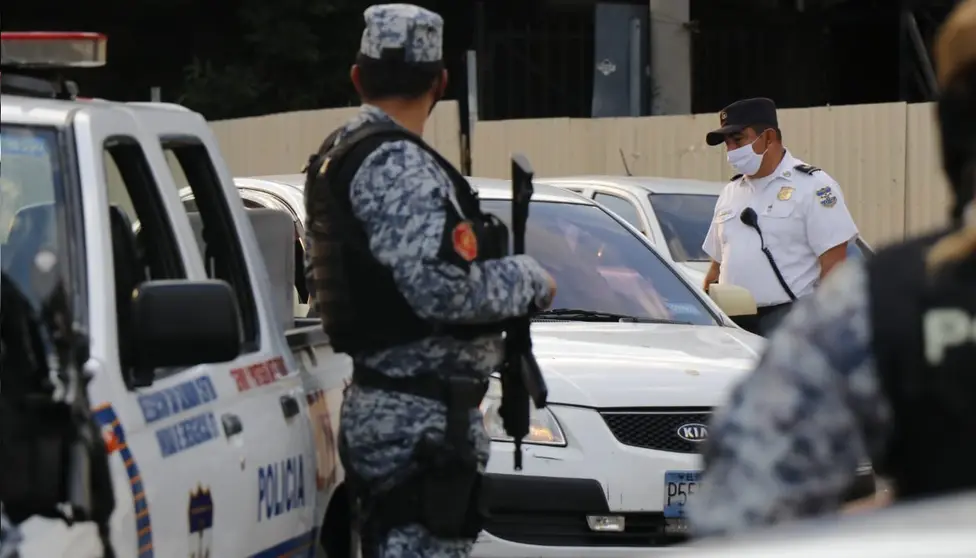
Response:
[533,308,691,325]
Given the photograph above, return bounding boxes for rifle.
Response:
[498,154,549,470]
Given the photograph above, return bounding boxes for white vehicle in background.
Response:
[538,176,874,289]
[202,174,876,558]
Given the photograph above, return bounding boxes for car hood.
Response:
[530,322,764,408]
[675,490,976,558]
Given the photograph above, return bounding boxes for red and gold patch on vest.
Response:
[452,221,478,261]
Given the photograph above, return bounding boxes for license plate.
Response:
[663,470,701,519]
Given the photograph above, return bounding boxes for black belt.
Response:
[351,366,488,403]
[351,365,488,453]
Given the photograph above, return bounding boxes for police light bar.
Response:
[0,32,107,68]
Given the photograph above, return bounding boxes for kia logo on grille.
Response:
[676,423,708,443]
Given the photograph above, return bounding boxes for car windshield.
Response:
[481,199,718,326]
[1,124,67,308]
[647,193,717,262]
[648,193,874,262]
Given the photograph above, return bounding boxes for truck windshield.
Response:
[480,200,718,326]
[1,124,67,307]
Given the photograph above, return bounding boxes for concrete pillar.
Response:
[648,0,692,115]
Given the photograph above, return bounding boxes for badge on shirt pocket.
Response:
[777,186,794,201]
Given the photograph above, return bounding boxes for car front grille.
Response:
[599,408,712,453]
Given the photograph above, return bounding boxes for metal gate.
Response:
[474,1,596,120]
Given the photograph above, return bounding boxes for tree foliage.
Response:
[180,0,370,120]
[3,0,453,121]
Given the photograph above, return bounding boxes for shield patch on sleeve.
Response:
[452,221,479,261]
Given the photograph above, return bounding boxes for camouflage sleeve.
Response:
[0,505,22,556]
[689,260,893,537]
[349,140,551,322]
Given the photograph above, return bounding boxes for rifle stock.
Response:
[499,154,549,470]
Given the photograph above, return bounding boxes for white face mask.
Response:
[727,136,767,177]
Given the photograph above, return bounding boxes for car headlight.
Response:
[480,377,566,446]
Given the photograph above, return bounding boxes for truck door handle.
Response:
[221,413,243,437]
[280,395,300,419]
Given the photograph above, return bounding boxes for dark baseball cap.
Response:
[705,98,779,146]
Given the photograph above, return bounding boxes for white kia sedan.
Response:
[184,175,874,558]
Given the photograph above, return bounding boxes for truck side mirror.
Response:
[129,280,243,371]
[708,284,758,317]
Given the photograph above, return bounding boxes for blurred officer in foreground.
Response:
[701,98,859,336]
[690,0,976,537]
[0,505,21,558]
[302,4,556,557]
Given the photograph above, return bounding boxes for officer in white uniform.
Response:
[701,98,858,336]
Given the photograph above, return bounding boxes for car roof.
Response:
[237,174,592,204]
[1,95,78,126]
[539,175,726,196]
[243,174,306,191]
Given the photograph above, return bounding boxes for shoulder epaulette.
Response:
[730,173,743,181]
[794,163,821,175]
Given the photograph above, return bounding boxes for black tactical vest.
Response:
[867,229,976,500]
[303,121,509,355]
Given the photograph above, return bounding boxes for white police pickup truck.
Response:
[0,32,352,558]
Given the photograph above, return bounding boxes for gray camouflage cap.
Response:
[359,3,444,63]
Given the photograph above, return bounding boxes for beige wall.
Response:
[209,100,952,248]
[210,101,463,177]
[472,102,952,247]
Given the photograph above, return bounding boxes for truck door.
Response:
[75,110,243,558]
[149,122,317,556]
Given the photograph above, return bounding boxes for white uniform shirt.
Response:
[702,150,858,307]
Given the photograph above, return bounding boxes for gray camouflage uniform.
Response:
[0,506,21,558]
[319,5,553,557]
[689,260,892,537]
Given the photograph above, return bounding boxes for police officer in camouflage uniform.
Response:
[302,4,556,557]
[690,0,976,537]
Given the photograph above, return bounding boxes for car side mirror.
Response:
[708,284,758,317]
[129,280,243,372]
